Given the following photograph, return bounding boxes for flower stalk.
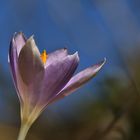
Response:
[17,121,31,140]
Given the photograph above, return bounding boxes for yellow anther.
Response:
[40,50,48,65]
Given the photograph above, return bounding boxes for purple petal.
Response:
[60,58,106,95]
[37,52,79,107]
[18,36,44,85]
[9,34,27,102]
[8,32,26,84]
[45,48,68,67]
[13,32,26,56]
[49,58,106,104]
[9,37,19,89]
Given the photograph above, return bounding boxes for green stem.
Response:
[17,122,31,140]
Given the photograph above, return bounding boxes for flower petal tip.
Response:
[101,57,106,67]
[74,51,79,57]
[28,35,35,41]
[14,32,26,40]
[92,58,106,74]
[73,51,79,62]
[25,35,36,48]
[68,51,79,59]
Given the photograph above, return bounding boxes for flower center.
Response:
[40,50,48,64]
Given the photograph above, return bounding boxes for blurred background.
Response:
[0,0,140,139]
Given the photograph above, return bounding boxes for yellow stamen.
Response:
[40,50,48,65]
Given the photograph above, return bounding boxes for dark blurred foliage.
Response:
[1,0,140,140]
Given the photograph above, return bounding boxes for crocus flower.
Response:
[8,32,106,140]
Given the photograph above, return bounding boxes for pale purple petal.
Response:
[36,52,79,107]
[49,58,106,104]
[8,32,26,83]
[60,58,106,96]
[13,32,26,56]
[18,37,44,85]
[45,48,68,67]
[9,33,27,102]
[9,37,19,89]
